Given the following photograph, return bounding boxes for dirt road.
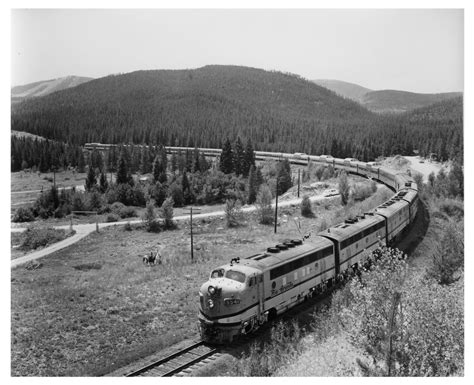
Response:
[11,193,336,269]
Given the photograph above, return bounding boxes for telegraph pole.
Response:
[297,169,301,198]
[184,207,201,262]
[274,177,279,234]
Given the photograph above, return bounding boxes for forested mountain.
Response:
[11,65,463,162]
[313,79,462,114]
[312,79,372,102]
[361,90,463,114]
[11,76,93,103]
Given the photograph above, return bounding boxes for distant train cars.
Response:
[198,150,419,344]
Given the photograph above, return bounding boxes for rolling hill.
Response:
[11,65,462,161]
[11,76,93,103]
[312,79,372,103]
[11,65,374,150]
[313,79,462,113]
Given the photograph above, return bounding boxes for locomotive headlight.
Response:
[208,286,216,295]
[208,299,214,309]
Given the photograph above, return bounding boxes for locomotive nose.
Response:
[199,279,244,315]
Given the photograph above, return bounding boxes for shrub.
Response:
[370,180,377,193]
[225,199,243,227]
[161,197,175,230]
[352,183,373,201]
[12,207,35,222]
[20,227,69,250]
[338,171,350,205]
[118,206,137,219]
[110,201,126,214]
[86,191,103,211]
[438,199,464,219]
[427,221,464,285]
[124,222,132,231]
[233,321,304,376]
[256,184,273,225]
[168,183,184,207]
[142,200,159,232]
[300,195,313,217]
[106,213,120,222]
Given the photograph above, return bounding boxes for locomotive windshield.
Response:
[210,269,224,278]
[225,270,246,283]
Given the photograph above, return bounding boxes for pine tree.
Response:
[116,155,128,185]
[233,136,245,176]
[152,155,162,183]
[247,165,258,204]
[199,153,209,172]
[243,138,256,177]
[182,170,194,204]
[277,159,292,195]
[220,138,234,174]
[170,152,178,173]
[193,147,200,173]
[77,151,85,173]
[99,171,108,193]
[85,165,97,191]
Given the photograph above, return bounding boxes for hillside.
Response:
[361,90,463,114]
[11,76,93,103]
[11,65,463,162]
[312,79,372,102]
[11,65,374,151]
[313,79,462,114]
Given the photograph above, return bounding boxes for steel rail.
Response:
[125,340,217,377]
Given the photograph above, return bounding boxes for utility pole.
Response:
[53,167,56,188]
[274,176,279,234]
[297,169,301,198]
[184,207,201,262]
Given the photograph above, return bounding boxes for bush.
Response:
[338,171,350,205]
[300,195,313,217]
[20,227,69,250]
[256,184,273,225]
[225,199,243,227]
[124,222,132,231]
[352,183,373,201]
[110,202,125,214]
[438,199,464,219]
[142,200,159,232]
[161,197,175,229]
[233,321,304,376]
[118,206,137,219]
[106,213,120,222]
[12,207,35,222]
[427,221,464,285]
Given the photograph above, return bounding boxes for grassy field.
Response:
[11,177,391,376]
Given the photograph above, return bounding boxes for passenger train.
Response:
[83,143,419,344]
[194,150,418,344]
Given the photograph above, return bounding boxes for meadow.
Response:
[11,177,390,376]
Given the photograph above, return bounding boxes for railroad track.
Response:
[125,341,220,377]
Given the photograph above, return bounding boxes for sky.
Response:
[11,8,464,93]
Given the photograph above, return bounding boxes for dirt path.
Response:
[10,193,336,269]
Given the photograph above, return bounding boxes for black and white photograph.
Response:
[6,2,468,379]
